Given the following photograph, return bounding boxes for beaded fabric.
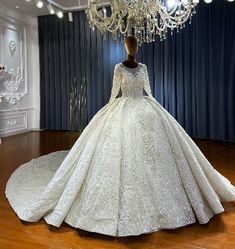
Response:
[5,63,235,237]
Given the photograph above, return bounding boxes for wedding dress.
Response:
[5,62,235,237]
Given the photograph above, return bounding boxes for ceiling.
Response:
[0,0,91,16]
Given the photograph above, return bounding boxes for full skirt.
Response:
[5,96,235,236]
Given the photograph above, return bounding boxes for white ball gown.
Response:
[5,62,235,237]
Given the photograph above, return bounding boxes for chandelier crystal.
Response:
[86,0,199,44]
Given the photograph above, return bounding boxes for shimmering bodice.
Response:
[120,64,146,98]
[109,62,153,103]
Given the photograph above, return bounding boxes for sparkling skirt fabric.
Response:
[5,96,235,237]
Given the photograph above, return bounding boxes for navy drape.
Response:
[38,1,235,142]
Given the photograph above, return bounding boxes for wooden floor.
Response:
[1,131,235,249]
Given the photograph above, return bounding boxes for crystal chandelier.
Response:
[86,0,199,44]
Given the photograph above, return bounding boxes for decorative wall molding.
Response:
[0,3,40,139]
[0,108,33,136]
[0,107,34,113]
[0,92,27,105]
[6,119,17,127]
[0,66,26,104]
[9,39,16,56]
[1,67,23,91]
[0,111,27,134]
[0,15,27,105]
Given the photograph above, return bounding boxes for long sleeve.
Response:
[109,64,121,103]
[143,64,154,99]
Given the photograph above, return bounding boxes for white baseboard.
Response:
[0,128,31,138]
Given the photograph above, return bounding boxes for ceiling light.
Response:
[36,1,44,8]
[68,12,73,22]
[25,0,31,2]
[16,5,19,8]
[57,10,63,19]
[204,0,212,3]
[47,4,55,14]
[227,0,234,2]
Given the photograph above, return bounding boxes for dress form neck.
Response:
[122,54,138,68]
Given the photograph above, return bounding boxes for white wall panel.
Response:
[0,3,40,142]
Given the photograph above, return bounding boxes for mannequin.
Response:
[122,36,139,68]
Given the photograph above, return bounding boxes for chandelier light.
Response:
[86,0,199,44]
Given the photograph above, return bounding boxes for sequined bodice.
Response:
[120,64,146,98]
[109,62,153,103]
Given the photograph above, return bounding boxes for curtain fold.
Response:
[39,1,235,142]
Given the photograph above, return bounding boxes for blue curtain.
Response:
[38,1,235,142]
